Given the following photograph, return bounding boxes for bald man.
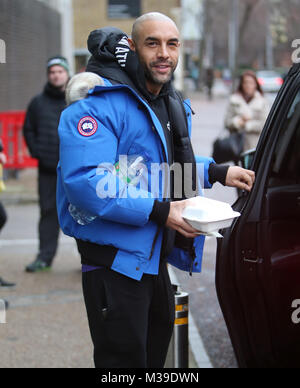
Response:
[57,12,255,368]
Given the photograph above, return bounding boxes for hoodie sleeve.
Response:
[59,98,156,228]
[195,156,216,189]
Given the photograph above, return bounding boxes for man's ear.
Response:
[128,38,136,52]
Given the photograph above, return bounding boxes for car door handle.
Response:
[242,250,263,264]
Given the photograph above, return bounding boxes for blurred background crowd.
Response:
[1,0,298,112]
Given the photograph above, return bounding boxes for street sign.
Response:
[108,0,141,19]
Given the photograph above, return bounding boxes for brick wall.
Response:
[0,0,62,111]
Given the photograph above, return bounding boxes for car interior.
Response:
[270,92,300,186]
[216,78,300,368]
[260,88,300,364]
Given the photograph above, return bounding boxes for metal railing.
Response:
[0,111,38,169]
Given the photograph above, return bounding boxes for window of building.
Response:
[107,0,141,19]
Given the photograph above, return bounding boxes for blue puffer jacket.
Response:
[57,81,215,280]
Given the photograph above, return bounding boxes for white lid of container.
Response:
[182,196,240,225]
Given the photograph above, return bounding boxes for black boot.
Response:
[0,277,16,289]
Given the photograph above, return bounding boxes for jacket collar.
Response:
[89,83,169,162]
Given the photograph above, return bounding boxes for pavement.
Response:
[1,169,38,205]
[0,92,239,368]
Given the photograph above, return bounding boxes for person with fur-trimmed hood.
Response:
[57,13,255,368]
[225,70,270,151]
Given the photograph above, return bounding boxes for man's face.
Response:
[48,65,69,89]
[129,20,180,91]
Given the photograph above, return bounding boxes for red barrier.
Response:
[0,111,38,169]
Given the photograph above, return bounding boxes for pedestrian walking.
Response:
[225,70,269,152]
[57,13,255,368]
[23,56,69,273]
[0,140,16,289]
[205,67,215,100]
[190,62,199,90]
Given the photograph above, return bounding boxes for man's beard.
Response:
[141,58,177,86]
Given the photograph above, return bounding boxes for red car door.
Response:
[216,64,300,368]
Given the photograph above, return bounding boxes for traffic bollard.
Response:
[165,285,189,368]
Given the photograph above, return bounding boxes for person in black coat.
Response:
[0,140,16,289]
[23,56,69,273]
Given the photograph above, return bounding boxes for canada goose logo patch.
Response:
[77,116,98,137]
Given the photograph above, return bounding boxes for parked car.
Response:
[216,62,300,368]
[257,70,284,93]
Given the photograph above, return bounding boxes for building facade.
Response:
[73,0,180,72]
[0,0,71,111]
[38,0,74,74]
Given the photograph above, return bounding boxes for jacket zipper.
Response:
[148,227,162,261]
[189,245,197,277]
[148,121,169,261]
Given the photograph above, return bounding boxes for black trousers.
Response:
[37,169,60,265]
[0,201,7,232]
[82,262,175,368]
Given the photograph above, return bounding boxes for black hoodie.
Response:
[87,28,140,90]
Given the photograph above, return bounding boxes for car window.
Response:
[257,71,280,78]
[269,89,300,186]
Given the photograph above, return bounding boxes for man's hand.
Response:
[0,152,7,166]
[166,199,200,239]
[226,166,255,192]
[165,167,255,238]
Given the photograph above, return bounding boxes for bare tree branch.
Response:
[239,0,261,44]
